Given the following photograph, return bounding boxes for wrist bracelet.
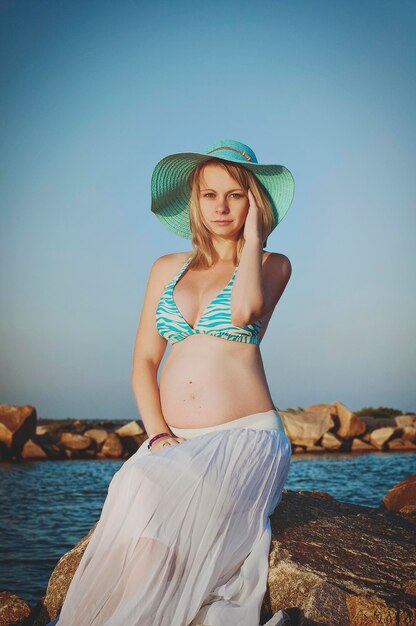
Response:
[148,432,171,450]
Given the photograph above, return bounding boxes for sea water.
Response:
[1,451,415,607]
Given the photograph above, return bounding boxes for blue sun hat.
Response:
[150,139,295,240]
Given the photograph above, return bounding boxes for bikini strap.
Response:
[172,256,192,284]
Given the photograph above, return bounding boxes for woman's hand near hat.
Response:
[150,435,186,451]
[243,188,263,243]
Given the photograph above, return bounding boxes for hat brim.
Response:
[151,152,295,240]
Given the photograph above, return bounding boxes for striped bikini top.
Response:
[156,256,263,345]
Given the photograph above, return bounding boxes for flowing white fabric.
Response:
[49,413,292,626]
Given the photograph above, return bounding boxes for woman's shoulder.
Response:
[262,250,292,269]
[262,251,292,288]
[150,252,192,279]
[145,252,192,293]
[153,251,192,268]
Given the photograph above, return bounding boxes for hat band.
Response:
[206,145,253,162]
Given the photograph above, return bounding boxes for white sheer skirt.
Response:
[49,409,292,626]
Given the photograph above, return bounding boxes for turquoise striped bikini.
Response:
[156,257,263,345]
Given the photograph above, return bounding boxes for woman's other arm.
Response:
[231,237,292,326]
[131,256,172,439]
[231,189,292,325]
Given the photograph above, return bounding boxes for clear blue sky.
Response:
[1,0,415,420]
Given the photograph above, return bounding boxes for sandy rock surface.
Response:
[0,591,31,626]
[261,489,416,625]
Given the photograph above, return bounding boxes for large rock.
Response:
[101,433,123,458]
[278,408,335,447]
[0,591,31,626]
[320,432,343,451]
[387,439,416,452]
[370,427,396,450]
[395,414,416,428]
[401,426,416,442]
[21,439,48,459]
[260,489,416,625]
[32,485,416,626]
[351,438,375,451]
[114,420,144,437]
[0,423,13,448]
[83,428,108,447]
[382,474,416,513]
[59,433,95,451]
[326,401,366,439]
[0,404,37,458]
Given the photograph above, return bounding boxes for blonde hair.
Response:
[186,158,274,269]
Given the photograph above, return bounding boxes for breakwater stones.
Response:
[278,401,416,454]
[0,401,415,462]
[0,404,147,462]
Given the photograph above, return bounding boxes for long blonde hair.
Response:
[186,158,274,269]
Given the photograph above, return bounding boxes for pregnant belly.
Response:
[159,336,275,428]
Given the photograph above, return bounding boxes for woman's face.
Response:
[198,164,249,238]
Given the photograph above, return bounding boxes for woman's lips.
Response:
[213,220,232,224]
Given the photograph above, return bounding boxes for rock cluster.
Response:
[279,401,416,454]
[0,404,146,461]
[1,476,415,626]
[1,402,415,463]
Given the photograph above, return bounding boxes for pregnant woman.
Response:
[49,139,295,626]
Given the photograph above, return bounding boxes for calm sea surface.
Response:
[1,451,415,607]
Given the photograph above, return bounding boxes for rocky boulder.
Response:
[351,438,375,451]
[0,423,13,448]
[381,474,416,520]
[279,402,368,450]
[370,427,396,450]
[387,439,416,452]
[260,489,416,625]
[395,415,416,428]
[101,432,124,458]
[21,440,49,460]
[58,433,95,451]
[83,428,108,447]
[114,420,144,437]
[323,401,366,439]
[401,426,416,442]
[279,407,335,447]
[320,432,343,451]
[0,591,31,625]
[0,405,37,460]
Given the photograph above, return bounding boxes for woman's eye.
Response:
[202,192,243,198]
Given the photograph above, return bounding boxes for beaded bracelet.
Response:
[147,432,172,450]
